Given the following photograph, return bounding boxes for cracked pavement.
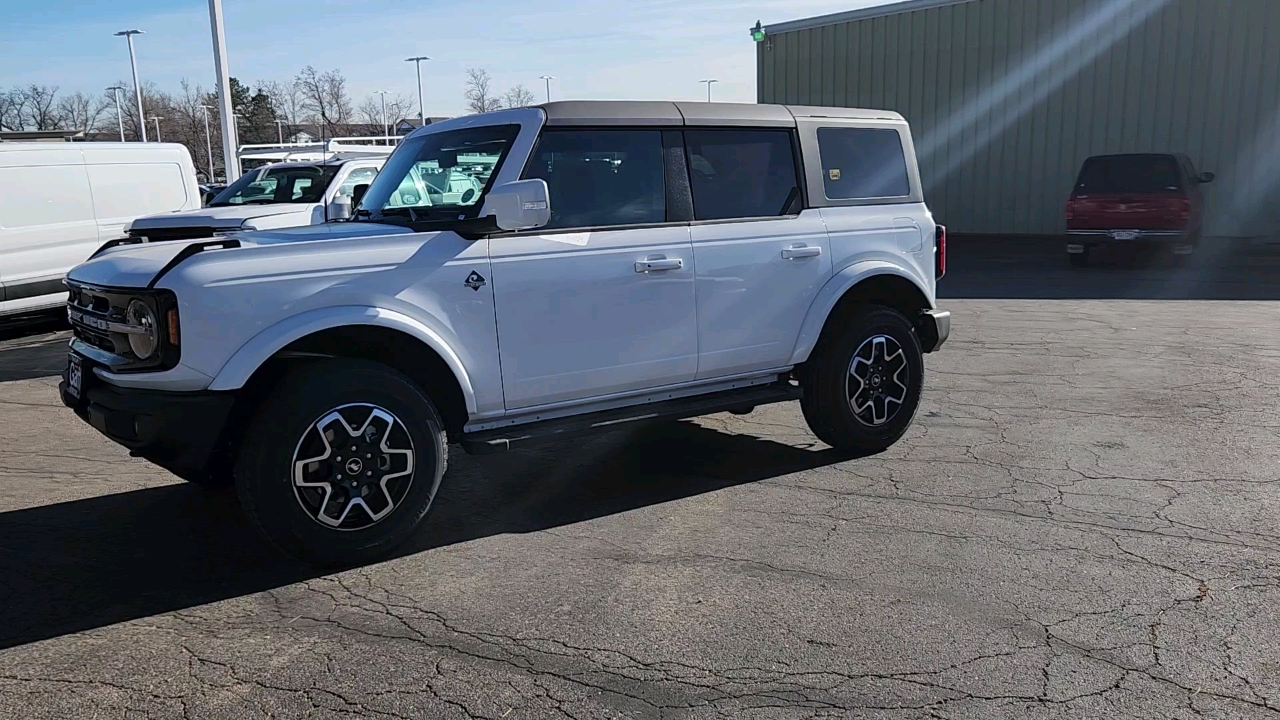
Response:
[0,240,1278,719]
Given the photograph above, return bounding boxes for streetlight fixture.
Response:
[375,90,389,144]
[405,56,430,127]
[208,0,239,182]
[199,105,216,182]
[106,85,126,142]
[539,75,555,103]
[114,30,147,142]
[700,79,719,102]
[149,116,164,142]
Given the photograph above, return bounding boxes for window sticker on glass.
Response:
[829,168,842,180]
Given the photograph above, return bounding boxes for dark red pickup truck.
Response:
[1065,153,1214,266]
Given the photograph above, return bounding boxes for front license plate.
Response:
[1110,230,1139,241]
[67,353,82,399]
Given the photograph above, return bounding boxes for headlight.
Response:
[126,299,159,360]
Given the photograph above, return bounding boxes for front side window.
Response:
[359,124,519,224]
[335,166,379,197]
[521,129,666,230]
[817,127,911,200]
[209,165,340,206]
[685,129,800,221]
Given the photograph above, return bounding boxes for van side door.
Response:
[685,128,831,379]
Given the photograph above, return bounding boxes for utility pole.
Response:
[150,116,164,142]
[375,90,389,145]
[700,79,719,102]
[107,86,126,141]
[539,75,555,103]
[405,56,430,127]
[200,105,216,182]
[208,0,239,182]
[114,30,147,141]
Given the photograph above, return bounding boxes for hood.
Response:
[67,222,417,289]
[128,204,314,231]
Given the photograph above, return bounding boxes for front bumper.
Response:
[60,355,235,482]
[918,309,950,353]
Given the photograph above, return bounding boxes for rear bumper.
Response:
[918,309,950,353]
[1067,230,1190,243]
[60,357,235,481]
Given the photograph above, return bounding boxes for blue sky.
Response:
[0,0,889,116]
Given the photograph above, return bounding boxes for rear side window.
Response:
[684,129,800,220]
[522,129,666,230]
[1075,155,1183,194]
[0,164,95,229]
[816,127,911,200]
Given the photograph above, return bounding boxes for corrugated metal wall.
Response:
[758,0,1280,237]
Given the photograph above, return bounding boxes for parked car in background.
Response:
[198,183,226,207]
[125,156,387,244]
[60,101,949,566]
[0,142,201,318]
[1065,153,1214,266]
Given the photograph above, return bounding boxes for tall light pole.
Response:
[199,105,216,182]
[700,79,719,102]
[107,85,126,141]
[375,90,389,144]
[539,75,555,103]
[275,118,285,144]
[208,0,239,182]
[405,56,430,127]
[149,116,164,142]
[114,30,147,141]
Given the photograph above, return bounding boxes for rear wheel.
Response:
[800,306,924,454]
[235,359,447,567]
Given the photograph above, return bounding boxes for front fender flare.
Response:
[788,261,935,366]
[207,305,477,413]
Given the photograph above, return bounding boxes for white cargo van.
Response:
[0,142,200,317]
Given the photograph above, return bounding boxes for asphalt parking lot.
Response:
[1,239,1278,719]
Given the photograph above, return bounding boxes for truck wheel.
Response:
[800,306,924,454]
[235,359,448,567]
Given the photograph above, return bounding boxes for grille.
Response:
[67,285,130,357]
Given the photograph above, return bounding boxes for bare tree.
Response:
[294,66,352,137]
[503,84,537,109]
[356,92,413,136]
[464,68,503,114]
[56,91,111,133]
[19,84,61,130]
[259,79,305,129]
[0,89,22,131]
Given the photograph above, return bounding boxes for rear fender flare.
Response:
[207,305,476,413]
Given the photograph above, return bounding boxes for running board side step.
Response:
[460,381,803,455]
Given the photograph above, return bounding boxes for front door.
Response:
[489,128,697,410]
[684,128,832,378]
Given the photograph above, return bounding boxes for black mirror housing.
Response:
[1198,171,1216,184]
[351,183,370,208]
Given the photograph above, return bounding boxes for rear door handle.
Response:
[781,244,822,260]
[635,257,684,273]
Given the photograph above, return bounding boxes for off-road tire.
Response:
[800,305,925,454]
[235,359,447,567]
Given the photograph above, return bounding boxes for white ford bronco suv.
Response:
[60,101,949,566]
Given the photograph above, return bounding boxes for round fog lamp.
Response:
[126,300,159,360]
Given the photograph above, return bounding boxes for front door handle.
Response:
[635,257,684,273]
[781,244,822,260]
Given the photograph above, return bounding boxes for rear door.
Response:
[686,128,831,379]
[86,160,190,241]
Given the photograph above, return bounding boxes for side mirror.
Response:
[328,195,353,221]
[483,179,551,231]
[1197,171,1215,184]
[351,183,370,208]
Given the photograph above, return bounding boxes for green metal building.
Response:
[757,0,1280,237]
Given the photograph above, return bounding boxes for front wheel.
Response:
[800,306,925,454]
[235,359,448,567]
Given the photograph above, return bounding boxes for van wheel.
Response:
[235,359,447,567]
[800,306,924,454]
[1069,250,1090,268]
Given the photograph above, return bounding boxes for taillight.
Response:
[1179,197,1191,223]
[1066,198,1074,221]
[934,224,946,280]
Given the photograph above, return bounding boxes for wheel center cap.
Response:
[871,375,882,387]
[345,458,363,475]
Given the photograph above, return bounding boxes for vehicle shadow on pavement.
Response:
[0,330,70,383]
[0,420,845,650]
[942,236,1280,300]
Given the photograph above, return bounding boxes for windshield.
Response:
[1075,155,1183,194]
[357,124,521,225]
[209,164,342,206]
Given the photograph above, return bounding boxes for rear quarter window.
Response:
[87,163,188,220]
[816,127,911,200]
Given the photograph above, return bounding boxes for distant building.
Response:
[758,0,1280,237]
